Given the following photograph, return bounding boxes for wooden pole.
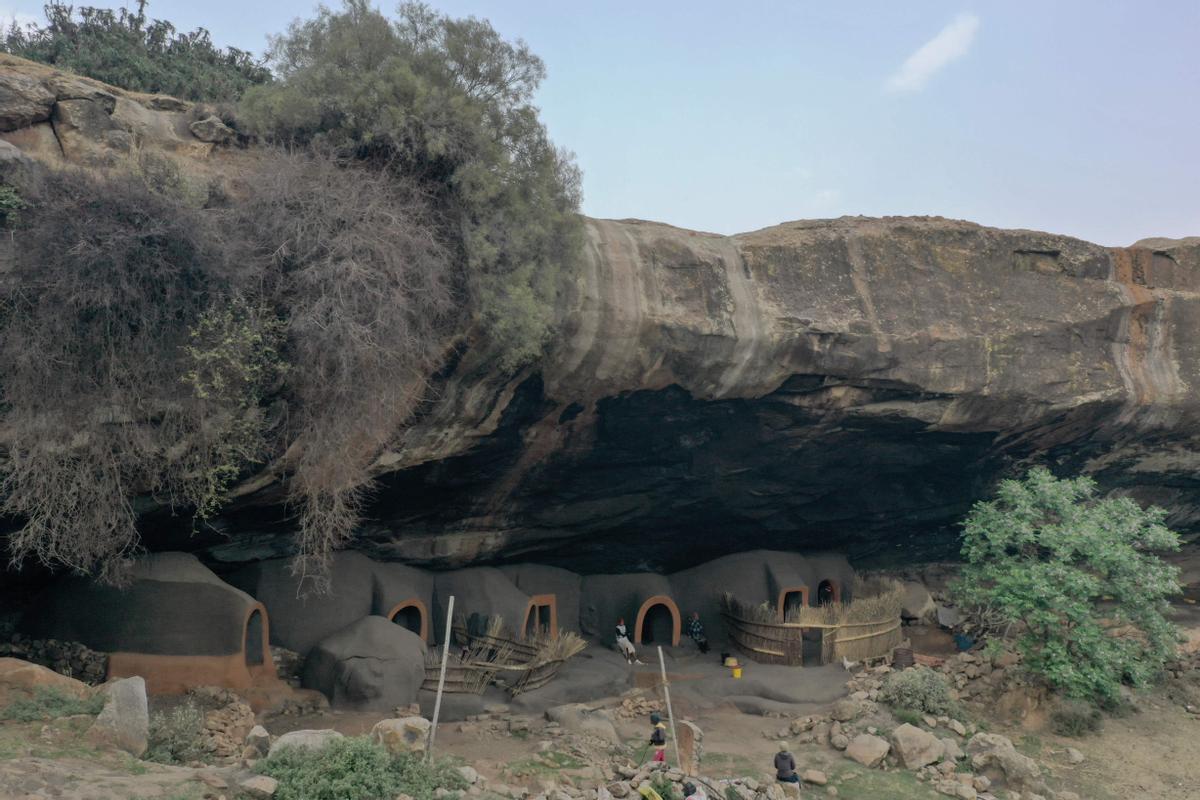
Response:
[656,646,682,769]
[426,594,455,762]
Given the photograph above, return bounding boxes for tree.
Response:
[240,0,583,372]
[2,2,271,101]
[953,467,1181,705]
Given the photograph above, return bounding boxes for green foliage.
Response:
[241,0,583,371]
[257,736,466,800]
[0,184,25,226]
[144,701,207,764]
[2,2,270,101]
[891,706,925,727]
[953,467,1182,705]
[879,667,957,716]
[649,772,681,800]
[0,686,105,721]
[1048,698,1104,737]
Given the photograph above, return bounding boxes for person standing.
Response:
[687,611,709,654]
[649,711,667,764]
[774,741,800,785]
[616,617,643,664]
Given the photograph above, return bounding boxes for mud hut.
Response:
[581,573,681,647]
[499,563,582,636]
[20,553,276,694]
[372,562,434,642]
[433,566,552,643]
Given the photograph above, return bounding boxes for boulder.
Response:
[189,115,235,144]
[370,716,431,755]
[901,581,936,622]
[1064,747,1085,765]
[891,723,944,769]
[302,616,426,712]
[830,698,861,722]
[86,676,148,757]
[50,98,131,165]
[939,737,964,761]
[845,733,890,767]
[965,733,1044,793]
[238,775,278,798]
[801,769,828,785]
[0,72,55,131]
[830,733,850,750]
[267,728,344,758]
[544,703,620,744]
[245,724,271,756]
[0,657,91,705]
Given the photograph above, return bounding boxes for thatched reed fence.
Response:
[721,578,903,666]
[429,613,587,696]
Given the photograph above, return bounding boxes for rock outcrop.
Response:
[3,57,1200,573]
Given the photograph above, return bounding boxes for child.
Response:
[649,711,667,764]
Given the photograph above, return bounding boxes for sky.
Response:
[3,1,1197,245]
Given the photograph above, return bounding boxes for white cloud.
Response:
[885,13,980,93]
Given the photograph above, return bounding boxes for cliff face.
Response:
[4,59,1200,572]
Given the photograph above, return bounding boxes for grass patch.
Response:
[891,707,925,727]
[835,764,945,799]
[256,736,465,800]
[505,749,586,778]
[0,687,105,722]
[700,752,761,779]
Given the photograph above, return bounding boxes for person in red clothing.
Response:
[649,712,667,764]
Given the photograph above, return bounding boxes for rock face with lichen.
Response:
[3,56,1200,573]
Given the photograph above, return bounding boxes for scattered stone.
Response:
[371,717,432,755]
[458,766,480,784]
[239,774,278,798]
[802,769,828,785]
[830,733,850,751]
[948,720,967,737]
[966,733,1044,794]
[606,782,630,798]
[86,676,148,757]
[923,715,939,728]
[245,725,271,756]
[267,728,344,758]
[845,733,890,767]
[830,698,861,722]
[189,115,236,144]
[0,656,92,705]
[940,738,965,761]
[1064,747,1084,765]
[544,704,619,744]
[892,723,944,769]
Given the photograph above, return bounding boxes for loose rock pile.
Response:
[188,686,256,762]
[0,635,107,684]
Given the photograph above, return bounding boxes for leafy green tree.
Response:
[953,467,1181,705]
[2,2,270,101]
[241,0,583,370]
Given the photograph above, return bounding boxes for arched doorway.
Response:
[386,599,429,642]
[244,609,264,666]
[523,594,558,639]
[816,580,840,606]
[777,587,809,621]
[634,595,681,646]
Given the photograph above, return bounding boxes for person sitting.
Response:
[649,711,667,764]
[687,611,709,654]
[616,618,643,664]
[774,741,800,784]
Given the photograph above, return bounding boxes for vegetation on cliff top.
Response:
[953,467,1181,706]
[1,2,271,101]
[0,1,581,587]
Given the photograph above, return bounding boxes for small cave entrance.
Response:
[387,600,428,641]
[779,588,809,621]
[635,595,681,646]
[523,594,558,640]
[244,609,264,666]
[816,580,839,606]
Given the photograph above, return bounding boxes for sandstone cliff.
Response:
[3,58,1198,571]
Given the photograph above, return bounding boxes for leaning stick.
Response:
[426,594,455,762]
[656,645,682,769]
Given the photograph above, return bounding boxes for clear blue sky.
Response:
[5,1,1197,245]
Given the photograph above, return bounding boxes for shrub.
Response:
[891,706,925,727]
[0,184,24,226]
[1049,698,1103,738]
[0,686,105,721]
[2,2,270,101]
[953,467,1182,705]
[256,736,465,800]
[649,772,680,800]
[880,667,957,716]
[145,701,207,764]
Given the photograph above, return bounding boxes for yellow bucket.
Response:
[731,666,743,679]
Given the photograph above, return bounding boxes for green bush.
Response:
[256,736,465,800]
[0,686,105,721]
[145,702,207,764]
[879,668,957,716]
[891,706,925,727]
[2,2,270,101]
[0,184,25,226]
[649,772,680,800]
[953,467,1182,705]
[1049,698,1103,737]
